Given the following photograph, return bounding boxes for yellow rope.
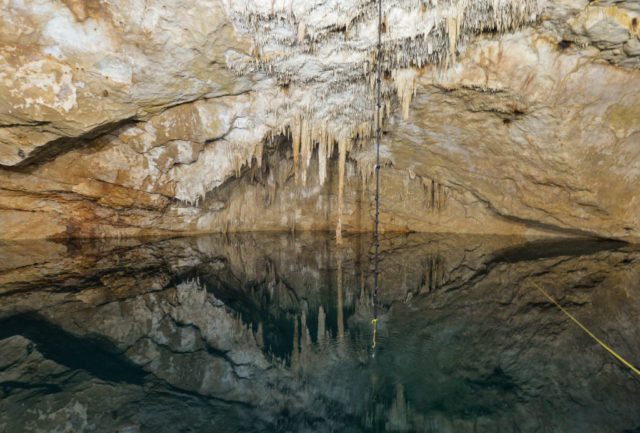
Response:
[528,278,640,377]
[371,318,377,349]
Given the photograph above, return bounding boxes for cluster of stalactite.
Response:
[223,0,543,238]
[425,255,445,292]
[423,178,448,211]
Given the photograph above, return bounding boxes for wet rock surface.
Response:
[0,233,639,432]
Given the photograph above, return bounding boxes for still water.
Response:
[1,233,639,432]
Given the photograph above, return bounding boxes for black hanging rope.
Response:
[372,0,382,344]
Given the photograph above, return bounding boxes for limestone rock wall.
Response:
[389,29,640,239]
[1,0,639,239]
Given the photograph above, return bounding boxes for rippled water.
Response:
[1,233,639,432]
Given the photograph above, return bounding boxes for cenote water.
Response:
[1,233,639,432]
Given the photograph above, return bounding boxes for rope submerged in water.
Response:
[528,278,640,378]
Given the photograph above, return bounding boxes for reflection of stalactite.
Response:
[425,255,445,292]
[386,383,409,431]
[337,256,345,341]
[256,322,264,349]
[292,314,299,366]
[317,306,326,344]
[358,266,367,314]
[299,309,312,368]
[301,308,311,348]
[422,178,448,211]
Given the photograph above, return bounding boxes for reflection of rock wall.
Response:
[1,234,639,432]
[373,245,640,432]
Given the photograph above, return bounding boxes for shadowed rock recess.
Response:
[1,0,639,239]
[0,233,639,432]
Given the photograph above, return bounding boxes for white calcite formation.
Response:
[223,0,543,204]
[222,0,544,238]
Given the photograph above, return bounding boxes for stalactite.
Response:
[446,2,466,57]
[392,69,417,120]
[336,135,347,245]
[317,123,329,185]
[219,0,542,228]
[430,179,435,209]
[299,118,311,185]
[266,168,276,207]
[421,177,449,211]
[318,136,327,186]
[292,115,301,183]
[254,141,264,168]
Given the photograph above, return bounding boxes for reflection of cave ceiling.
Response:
[1,233,639,432]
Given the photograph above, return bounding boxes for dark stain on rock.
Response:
[2,118,134,172]
[502,107,526,124]
[102,89,109,97]
[557,40,573,51]
[278,81,291,96]
[17,149,25,158]
[632,17,638,31]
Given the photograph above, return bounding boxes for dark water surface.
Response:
[1,233,639,432]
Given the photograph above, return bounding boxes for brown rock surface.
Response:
[388,30,640,239]
[0,0,252,166]
[0,0,639,240]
